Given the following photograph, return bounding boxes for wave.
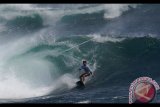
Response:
[90,36,160,86]
[5,14,44,33]
[1,32,160,99]
[0,4,139,34]
[1,4,160,102]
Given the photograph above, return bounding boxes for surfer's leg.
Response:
[82,73,87,82]
[86,73,91,76]
[82,73,89,81]
[80,73,86,82]
[82,76,85,82]
[80,73,88,82]
[80,75,83,82]
[84,73,90,77]
[83,73,90,81]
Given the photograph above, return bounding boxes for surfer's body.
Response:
[79,60,92,83]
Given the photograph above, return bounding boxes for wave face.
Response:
[0,4,160,103]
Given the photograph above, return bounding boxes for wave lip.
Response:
[87,34,125,43]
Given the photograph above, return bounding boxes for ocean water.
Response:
[0,4,160,103]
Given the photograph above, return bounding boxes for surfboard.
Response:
[76,80,85,89]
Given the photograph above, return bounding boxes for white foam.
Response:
[0,24,7,32]
[87,34,125,43]
[0,4,36,20]
[0,4,33,11]
[77,100,90,103]
[0,35,57,99]
[60,4,138,19]
[0,72,52,99]
[37,4,138,26]
[49,73,78,93]
[103,4,137,19]
[0,4,138,26]
[0,32,84,99]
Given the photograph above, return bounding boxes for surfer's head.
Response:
[82,60,87,65]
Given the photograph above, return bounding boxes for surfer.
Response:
[79,60,93,83]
